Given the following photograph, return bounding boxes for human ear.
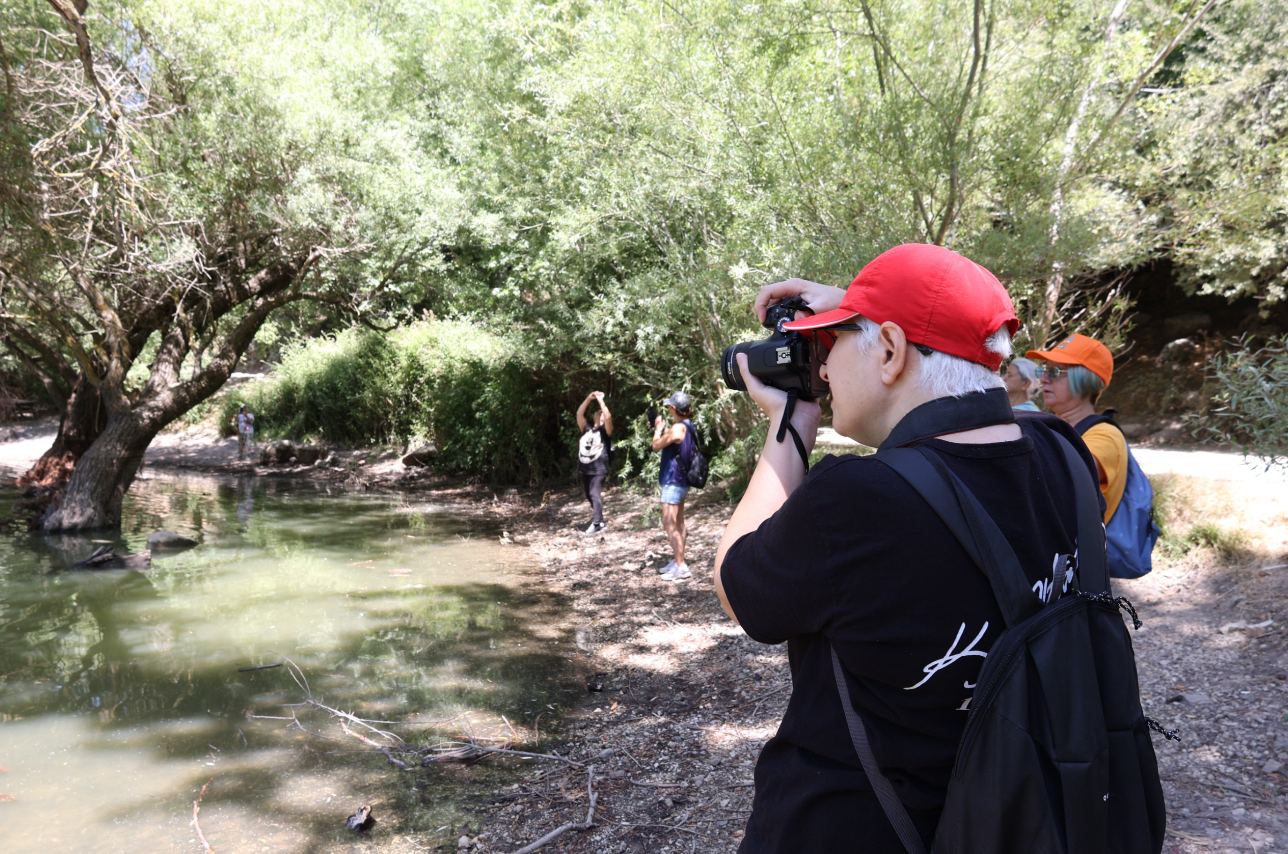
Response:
[878,322,908,386]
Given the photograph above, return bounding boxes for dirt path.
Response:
[0,419,405,480]
[2,423,1286,852]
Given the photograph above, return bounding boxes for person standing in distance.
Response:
[1002,357,1042,411]
[235,405,255,460]
[575,390,613,535]
[652,391,695,581]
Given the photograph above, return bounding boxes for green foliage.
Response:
[7,0,1286,488]
[1191,335,1288,468]
[222,322,577,483]
[1138,0,1288,305]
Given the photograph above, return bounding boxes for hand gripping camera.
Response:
[720,297,829,400]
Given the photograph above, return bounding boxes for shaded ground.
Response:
[2,424,1287,853]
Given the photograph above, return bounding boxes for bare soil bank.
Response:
[3,424,1287,853]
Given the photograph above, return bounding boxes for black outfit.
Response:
[721,407,1101,854]
[577,424,611,525]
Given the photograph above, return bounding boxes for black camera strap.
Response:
[878,387,1015,451]
[776,388,812,471]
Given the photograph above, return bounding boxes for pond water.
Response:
[0,473,578,853]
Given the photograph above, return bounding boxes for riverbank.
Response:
[3,423,1287,853]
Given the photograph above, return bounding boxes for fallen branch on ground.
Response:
[505,765,597,854]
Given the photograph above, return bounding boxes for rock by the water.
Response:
[1159,338,1200,363]
[402,445,438,467]
[259,439,297,465]
[345,805,376,832]
[1118,422,1150,440]
[147,530,198,551]
[296,445,322,466]
[72,545,151,570]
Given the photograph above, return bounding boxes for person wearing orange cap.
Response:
[1026,334,1124,523]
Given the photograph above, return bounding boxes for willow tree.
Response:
[413,0,1183,445]
[0,0,460,530]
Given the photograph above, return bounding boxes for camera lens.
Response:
[721,343,752,391]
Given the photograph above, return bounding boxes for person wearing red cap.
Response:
[711,244,1111,853]
[1026,334,1125,523]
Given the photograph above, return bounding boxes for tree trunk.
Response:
[40,410,157,531]
[19,374,106,487]
[1034,0,1130,348]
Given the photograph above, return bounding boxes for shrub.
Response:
[1192,335,1288,469]
[221,322,574,483]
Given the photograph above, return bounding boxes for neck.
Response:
[1054,398,1097,427]
[1007,388,1027,407]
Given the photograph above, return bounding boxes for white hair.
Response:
[1010,356,1041,398]
[850,317,1010,398]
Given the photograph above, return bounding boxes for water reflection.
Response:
[0,473,577,853]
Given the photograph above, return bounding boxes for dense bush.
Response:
[221,322,578,484]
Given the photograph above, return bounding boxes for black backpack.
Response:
[830,437,1170,854]
[681,420,709,489]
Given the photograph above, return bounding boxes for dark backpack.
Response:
[1075,413,1161,579]
[830,437,1169,854]
[680,420,709,489]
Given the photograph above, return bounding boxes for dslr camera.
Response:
[721,297,829,399]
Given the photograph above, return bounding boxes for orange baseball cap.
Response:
[1025,334,1113,386]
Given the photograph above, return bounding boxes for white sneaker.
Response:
[658,560,676,575]
[661,564,691,581]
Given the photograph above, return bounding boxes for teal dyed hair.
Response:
[1067,365,1106,401]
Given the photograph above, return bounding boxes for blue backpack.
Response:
[1077,414,1161,579]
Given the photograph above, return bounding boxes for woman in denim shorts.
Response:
[651,391,694,581]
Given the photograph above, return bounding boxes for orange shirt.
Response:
[1082,423,1128,523]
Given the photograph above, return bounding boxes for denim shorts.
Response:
[660,483,689,505]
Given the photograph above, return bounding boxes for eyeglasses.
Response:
[814,326,934,364]
[1034,364,1065,380]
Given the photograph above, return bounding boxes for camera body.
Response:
[721,297,829,400]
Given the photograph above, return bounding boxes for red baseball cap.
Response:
[782,243,1019,371]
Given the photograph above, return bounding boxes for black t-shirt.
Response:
[721,413,1102,854]
[576,424,611,476]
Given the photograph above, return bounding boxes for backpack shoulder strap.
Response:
[1074,413,1114,436]
[830,645,928,854]
[1053,433,1109,594]
[879,446,1041,627]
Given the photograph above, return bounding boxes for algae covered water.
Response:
[0,473,577,853]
